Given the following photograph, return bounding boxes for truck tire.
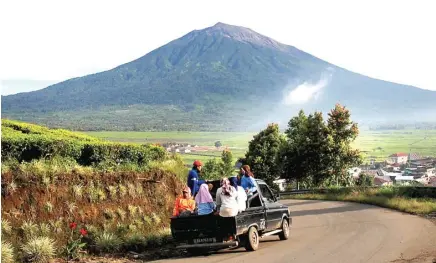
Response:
[245,226,259,251]
[278,219,290,240]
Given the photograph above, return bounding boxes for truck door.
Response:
[258,183,283,231]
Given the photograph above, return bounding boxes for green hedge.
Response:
[1,119,166,166]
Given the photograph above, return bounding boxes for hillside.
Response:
[2,22,436,131]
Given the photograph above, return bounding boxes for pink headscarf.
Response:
[195,184,213,204]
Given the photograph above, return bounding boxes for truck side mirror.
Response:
[275,193,280,201]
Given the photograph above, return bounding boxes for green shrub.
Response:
[1,120,167,167]
[1,218,12,235]
[21,236,56,263]
[94,232,122,253]
[1,241,15,263]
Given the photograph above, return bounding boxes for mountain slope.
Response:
[2,22,436,131]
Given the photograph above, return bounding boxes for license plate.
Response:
[193,237,216,244]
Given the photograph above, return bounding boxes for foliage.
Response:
[326,104,362,185]
[355,173,374,186]
[214,141,222,148]
[280,110,333,186]
[1,241,15,263]
[280,104,362,187]
[1,119,166,166]
[201,150,235,180]
[244,123,285,187]
[201,159,221,180]
[219,150,234,177]
[64,222,87,261]
[21,236,56,263]
[94,232,122,253]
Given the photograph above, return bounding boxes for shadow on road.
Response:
[291,203,376,217]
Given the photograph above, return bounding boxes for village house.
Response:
[387,153,408,164]
[179,147,191,154]
[373,176,393,186]
[348,167,362,178]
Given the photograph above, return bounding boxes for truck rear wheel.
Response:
[279,219,290,240]
[245,226,259,251]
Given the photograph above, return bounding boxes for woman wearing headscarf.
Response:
[216,178,239,217]
[173,186,196,217]
[229,176,247,212]
[240,165,257,196]
[195,184,216,215]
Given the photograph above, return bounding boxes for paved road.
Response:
[153,200,436,263]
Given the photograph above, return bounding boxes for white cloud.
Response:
[283,71,333,105]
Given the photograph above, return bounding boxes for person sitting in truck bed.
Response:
[195,183,216,215]
[240,165,257,196]
[229,176,247,212]
[173,186,196,217]
[216,178,239,217]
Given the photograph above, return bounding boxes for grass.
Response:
[86,129,436,164]
[287,188,436,215]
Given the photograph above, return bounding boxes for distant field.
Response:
[86,130,436,164]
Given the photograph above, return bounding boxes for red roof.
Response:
[389,153,408,157]
[374,177,391,185]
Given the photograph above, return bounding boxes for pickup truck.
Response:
[170,179,291,254]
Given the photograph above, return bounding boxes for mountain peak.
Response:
[202,22,289,51]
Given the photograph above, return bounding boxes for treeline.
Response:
[1,119,166,166]
[240,104,362,188]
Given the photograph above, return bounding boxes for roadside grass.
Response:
[287,189,436,215]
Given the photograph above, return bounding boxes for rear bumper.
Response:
[176,241,238,249]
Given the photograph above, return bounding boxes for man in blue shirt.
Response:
[187,160,204,197]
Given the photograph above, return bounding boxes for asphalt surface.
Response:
[153,199,436,263]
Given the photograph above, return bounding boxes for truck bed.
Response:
[171,213,237,243]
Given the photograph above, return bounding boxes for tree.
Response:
[219,149,234,177]
[355,173,374,186]
[201,150,234,180]
[280,104,362,187]
[245,123,285,187]
[280,110,333,186]
[202,159,221,180]
[326,104,362,186]
[215,141,222,148]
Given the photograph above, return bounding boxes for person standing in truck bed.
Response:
[240,165,257,196]
[187,160,204,197]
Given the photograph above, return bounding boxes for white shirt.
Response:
[236,186,247,212]
[216,187,239,216]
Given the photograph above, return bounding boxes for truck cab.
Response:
[170,179,291,253]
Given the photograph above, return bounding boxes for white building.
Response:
[387,153,408,164]
[273,179,287,191]
[348,167,362,178]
